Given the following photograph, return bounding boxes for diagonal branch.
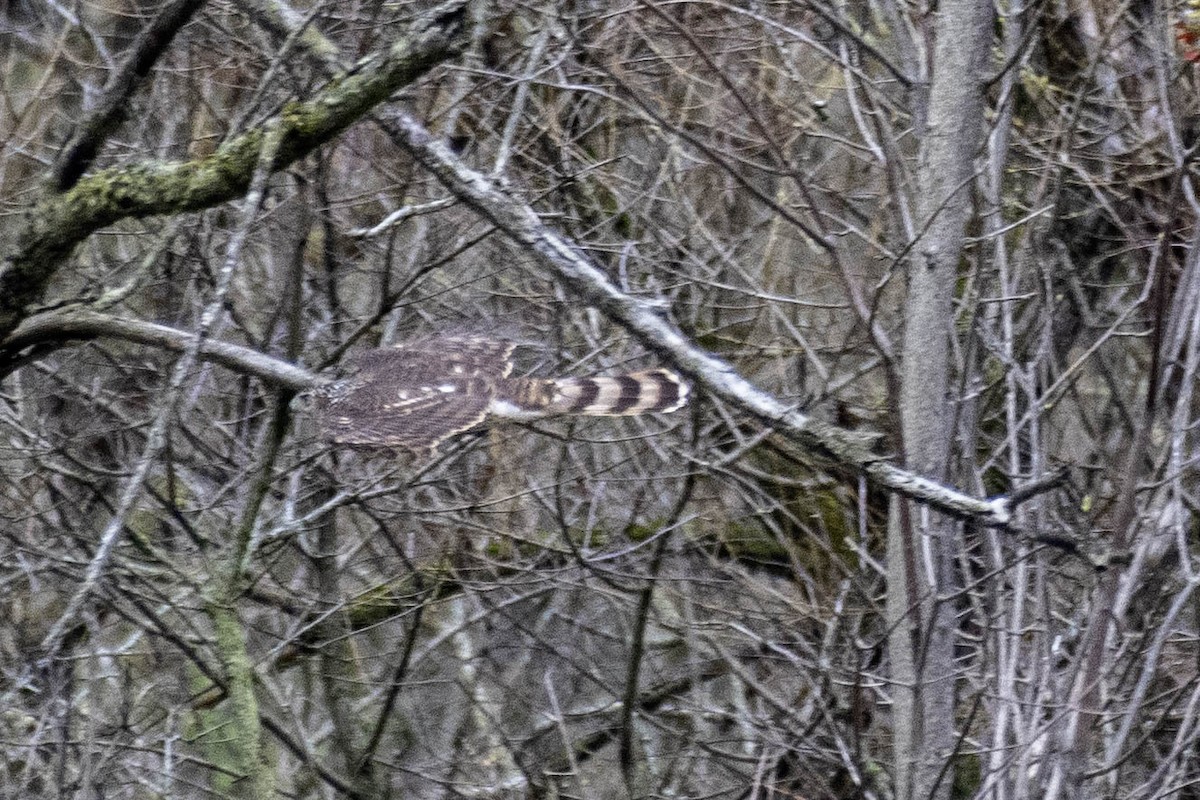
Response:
[0,0,470,340]
[37,123,288,666]
[51,0,209,191]
[379,110,1017,526]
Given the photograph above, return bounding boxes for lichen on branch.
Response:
[0,0,470,339]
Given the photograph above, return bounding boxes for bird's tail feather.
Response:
[549,370,689,416]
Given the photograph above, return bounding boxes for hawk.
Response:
[313,335,689,452]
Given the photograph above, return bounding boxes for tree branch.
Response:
[0,0,470,340]
[379,109,1017,527]
[1,309,321,391]
[51,0,208,191]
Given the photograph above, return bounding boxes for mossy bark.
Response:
[0,2,470,338]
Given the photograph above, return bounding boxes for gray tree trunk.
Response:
[887,3,993,799]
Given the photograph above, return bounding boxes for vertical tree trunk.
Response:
[887,3,993,799]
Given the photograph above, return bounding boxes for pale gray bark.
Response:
[2,309,321,390]
[380,108,1016,526]
[886,1,993,798]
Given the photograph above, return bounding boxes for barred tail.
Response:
[550,370,689,416]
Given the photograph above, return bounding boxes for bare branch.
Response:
[1,309,322,391]
[0,0,470,339]
[36,123,288,666]
[51,0,208,191]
